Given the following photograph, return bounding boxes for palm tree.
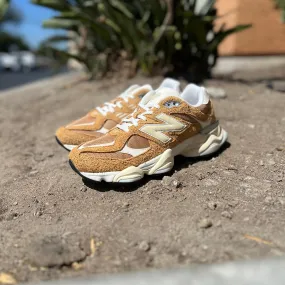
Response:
[1,0,22,25]
[0,0,10,22]
[0,0,29,52]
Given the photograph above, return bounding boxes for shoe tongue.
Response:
[129,84,153,97]
[141,87,180,107]
[123,84,140,95]
[120,84,152,101]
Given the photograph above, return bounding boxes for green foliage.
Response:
[0,0,22,25]
[0,0,10,21]
[36,40,69,70]
[0,0,28,52]
[275,0,285,22]
[0,31,30,51]
[32,0,251,81]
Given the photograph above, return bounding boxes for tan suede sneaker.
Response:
[56,78,180,150]
[69,84,228,183]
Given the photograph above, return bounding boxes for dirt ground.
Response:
[0,73,284,283]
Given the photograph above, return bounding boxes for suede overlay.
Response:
[69,96,218,173]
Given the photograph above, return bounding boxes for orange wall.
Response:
[217,0,285,55]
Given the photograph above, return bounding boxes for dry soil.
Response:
[0,74,284,283]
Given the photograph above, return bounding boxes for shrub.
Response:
[275,0,285,22]
[31,0,251,81]
[0,31,30,51]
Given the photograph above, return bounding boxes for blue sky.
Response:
[4,0,62,49]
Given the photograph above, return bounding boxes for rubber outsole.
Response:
[69,159,167,185]
[69,159,87,180]
[69,125,228,183]
[55,136,76,151]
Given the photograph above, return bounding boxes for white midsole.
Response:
[80,125,228,183]
[64,144,77,151]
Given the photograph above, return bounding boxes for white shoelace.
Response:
[96,92,135,116]
[117,93,160,132]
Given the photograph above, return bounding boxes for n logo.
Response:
[140,113,186,143]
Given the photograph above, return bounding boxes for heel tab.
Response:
[201,87,210,105]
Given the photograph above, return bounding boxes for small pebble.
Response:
[122,202,130,208]
[198,218,213,229]
[34,207,44,217]
[248,124,255,129]
[172,179,180,188]
[207,201,218,210]
[5,212,18,221]
[161,176,181,189]
[72,262,84,270]
[29,170,39,176]
[13,202,18,206]
[276,175,283,182]
[264,196,273,205]
[228,200,239,208]
[196,173,205,180]
[227,165,238,171]
[221,211,233,219]
[138,241,151,251]
[80,186,88,192]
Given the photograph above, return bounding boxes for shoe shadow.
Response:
[82,141,231,192]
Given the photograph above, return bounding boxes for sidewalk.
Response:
[29,258,285,285]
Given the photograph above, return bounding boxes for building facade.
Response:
[217,0,285,55]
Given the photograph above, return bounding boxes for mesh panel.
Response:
[103,120,118,129]
[83,134,115,147]
[73,130,103,138]
[67,114,96,129]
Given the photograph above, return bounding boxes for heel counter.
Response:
[199,97,217,124]
[208,99,217,123]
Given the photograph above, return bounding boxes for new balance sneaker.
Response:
[69,84,228,183]
[56,78,180,151]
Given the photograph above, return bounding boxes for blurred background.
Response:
[0,0,284,91]
[0,0,67,90]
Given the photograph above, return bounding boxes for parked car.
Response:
[0,52,21,71]
[11,51,37,72]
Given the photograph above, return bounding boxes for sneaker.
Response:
[69,84,228,183]
[56,78,180,150]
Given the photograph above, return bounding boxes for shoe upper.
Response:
[56,84,152,146]
[56,78,181,147]
[69,84,217,173]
